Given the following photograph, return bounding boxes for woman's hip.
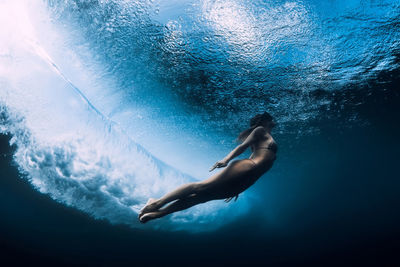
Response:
[202,160,261,197]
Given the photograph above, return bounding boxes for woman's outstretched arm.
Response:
[210,126,266,171]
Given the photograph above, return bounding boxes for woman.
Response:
[138,112,277,223]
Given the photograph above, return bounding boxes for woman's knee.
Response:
[189,192,212,204]
[192,182,207,193]
[184,182,211,198]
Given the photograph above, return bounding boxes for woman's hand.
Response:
[209,159,228,172]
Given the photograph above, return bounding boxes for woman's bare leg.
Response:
[139,193,212,223]
[138,161,246,218]
[139,181,207,216]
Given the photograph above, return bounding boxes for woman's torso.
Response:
[218,133,277,198]
[206,131,278,199]
[249,132,277,170]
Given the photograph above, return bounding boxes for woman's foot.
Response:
[139,211,161,223]
[138,198,159,218]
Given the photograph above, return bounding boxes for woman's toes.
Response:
[139,213,154,223]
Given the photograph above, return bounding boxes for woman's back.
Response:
[250,132,277,165]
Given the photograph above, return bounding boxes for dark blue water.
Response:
[0,0,399,265]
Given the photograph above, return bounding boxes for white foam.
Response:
[0,0,250,232]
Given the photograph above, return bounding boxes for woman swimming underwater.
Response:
[138,112,277,223]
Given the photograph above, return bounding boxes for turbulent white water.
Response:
[0,0,250,231]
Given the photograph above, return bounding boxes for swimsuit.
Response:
[247,158,257,166]
[257,142,278,153]
[248,143,278,164]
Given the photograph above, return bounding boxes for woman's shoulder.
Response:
[250,127,269,144]
[252,126,267,135]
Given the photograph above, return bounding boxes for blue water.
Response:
[0,0,399,265]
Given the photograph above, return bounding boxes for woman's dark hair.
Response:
[237,112,275,142]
